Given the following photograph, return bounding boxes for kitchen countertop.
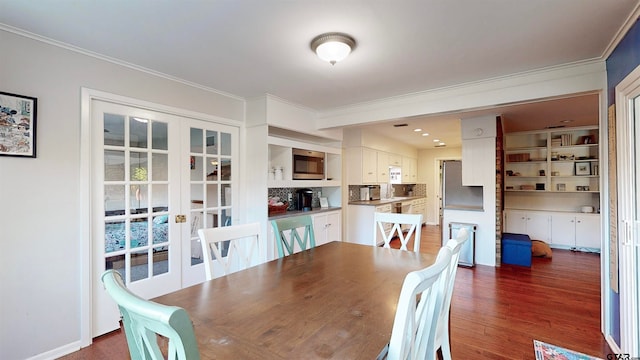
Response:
[268,206,342,220]
[348,196,426,206]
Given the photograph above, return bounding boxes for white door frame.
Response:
[79,88,243,346]
[614,64,640,356]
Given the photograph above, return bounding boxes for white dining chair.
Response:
[383,245,453,360]
[374,212,423,252]
[197,222,262,280]
[101,270,200,360]
[434,226,470,360]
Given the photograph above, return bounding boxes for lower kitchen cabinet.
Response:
[504,209,601,251]
[348,204,392,246]
[313,210,341,247]
[504,210,550,242]
[268,210,342,259]
[550,212,601,250]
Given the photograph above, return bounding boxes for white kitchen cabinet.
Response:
[504,209,550,241]
[377,151,390,183]
[402,156,417,183]
[388,153,402,167]
[411,198,426,224]
[550,212,601,250]
[346,147,377,184]
[313,210,341,247]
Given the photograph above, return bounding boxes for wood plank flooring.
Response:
[60,225,610,359]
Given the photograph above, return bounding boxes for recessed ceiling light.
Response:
[433,139,440,142]
[560,120,573,123]
[421,133,429,137]
[414,128,422,132]
[439,142,445,146]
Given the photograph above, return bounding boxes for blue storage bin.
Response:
[502,233,532,267]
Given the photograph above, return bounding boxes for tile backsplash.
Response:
[347,183,426,201]
[268,187,323,210]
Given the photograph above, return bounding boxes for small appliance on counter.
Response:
[360,187,370,201]
[360,185,380,201]
[368,185,381,200]
[296,188,313,211]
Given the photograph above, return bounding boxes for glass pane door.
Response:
[92,101,180,337]
[182,120,239,287]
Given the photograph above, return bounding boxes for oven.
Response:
[292,148,325,180]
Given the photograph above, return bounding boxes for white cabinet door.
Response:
[575,215,601,249]
[313,210,342,247]
[389,153,402,167]
[505,210,527,234]
[325,211,341,244]
[527,212,551,241]
[550,213,577,247]
[402,157,417,183]
[504,210,550,241]
[377,151,389,183]
[362,148,377,183]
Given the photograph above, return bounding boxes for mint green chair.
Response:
[270,215,316,257]
[101,270,200,360]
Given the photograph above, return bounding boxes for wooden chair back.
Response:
[434,227,469,360]
[385,246,453,359]
[197,222,262,280]
[100,270,200,360]
[374,212,423,252]
[270,215,316,257]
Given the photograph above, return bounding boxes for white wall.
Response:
[417,146,462,225]
[0,29,244,360]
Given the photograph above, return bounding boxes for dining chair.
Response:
[374,212,423,252]
[435,227,470,360]
[100,269,200,360]
[197,222,262,280]
[383,245,453,360]
[270,215,316,257]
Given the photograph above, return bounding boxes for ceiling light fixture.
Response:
[414,128,422,132]
[422,133,429,137]
[311,32,356,65]
[433,139,440,142]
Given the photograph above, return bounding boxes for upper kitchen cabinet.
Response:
[402,156,417,183]
[346,147,377,184]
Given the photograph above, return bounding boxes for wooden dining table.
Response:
[153,241,435,359]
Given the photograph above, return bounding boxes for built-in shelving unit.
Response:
[504,126,599,193]
[267,136,342,188]
[503,125,601,235]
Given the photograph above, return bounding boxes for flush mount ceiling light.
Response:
[311,32,356,65]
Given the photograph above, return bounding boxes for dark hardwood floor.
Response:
[60,225,609,359]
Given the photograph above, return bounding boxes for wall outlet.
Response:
[318,191,322,197]
[349,190,353,197]
[287,193,292,202]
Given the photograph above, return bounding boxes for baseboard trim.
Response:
[25,341,81,360]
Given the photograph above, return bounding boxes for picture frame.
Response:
[575,161,591,176]
[319,197,329,208]
[0,91,37,158]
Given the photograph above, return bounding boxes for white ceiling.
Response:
[1,1,637,148]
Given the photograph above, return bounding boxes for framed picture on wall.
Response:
[575,161,591,176]
[0,91,37,158]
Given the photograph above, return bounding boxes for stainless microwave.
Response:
[292,148,325,180]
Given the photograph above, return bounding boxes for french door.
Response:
[91,99,238,337]
[615,65,640,357]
